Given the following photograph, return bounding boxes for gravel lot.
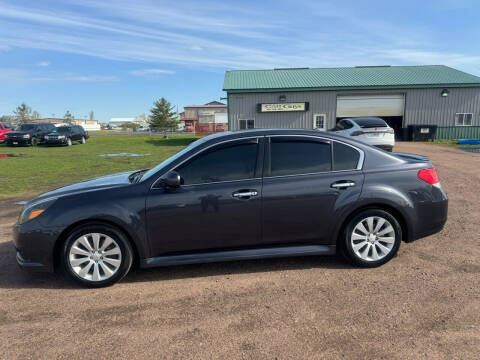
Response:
[0,142,479,359]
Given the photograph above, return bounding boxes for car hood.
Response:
[46,132,68,136]
[6,131,32,136]
[31,170,138,204]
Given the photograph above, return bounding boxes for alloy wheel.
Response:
[350,216,395,261]
[68,233,122,282]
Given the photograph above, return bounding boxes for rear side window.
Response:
[176,142,258,185]
[333,142,360,171]
[269,138,331,176]
[354,118,387,128]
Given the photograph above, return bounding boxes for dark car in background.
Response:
[5,123,56,146]
[13,129,448,287]
[45,125,89,146]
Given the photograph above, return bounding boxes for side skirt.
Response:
[142,245,336,268]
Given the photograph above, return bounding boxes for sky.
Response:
[0,0,479,123]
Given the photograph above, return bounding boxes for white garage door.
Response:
[336,94,404,118]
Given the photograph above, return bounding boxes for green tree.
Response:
[120,122,138,131]
[32,110,41,120]
[148,97,178,137]
[64,110,74,124]
[13,103,32,123]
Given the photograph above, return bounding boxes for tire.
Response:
[62,223,133,287]
[81,136,86,144]
[31,137,38,146]
[342,209,402,268]
[66,138,72,146]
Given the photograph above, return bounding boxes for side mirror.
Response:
[160,170,181,188]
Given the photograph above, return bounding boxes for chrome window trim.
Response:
[151,136,262,189]
[265,135,364,179]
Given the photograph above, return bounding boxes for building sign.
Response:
[257,102,309,112]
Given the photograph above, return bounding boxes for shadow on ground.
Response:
[0,239,353,290]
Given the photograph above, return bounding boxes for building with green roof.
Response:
[223,65,480,139]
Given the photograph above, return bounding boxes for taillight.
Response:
[387,128,395,134]
[418,168,439,185]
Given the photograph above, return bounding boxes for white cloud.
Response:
[131,69,176,76]
[37,61,50,67]
[0,67,118,83]
[0,0,478,75]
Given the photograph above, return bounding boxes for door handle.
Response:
[232,190,258,199]
[331,181,356,189]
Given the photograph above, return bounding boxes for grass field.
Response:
[0,135,199,200]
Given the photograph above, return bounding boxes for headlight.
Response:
[57,135,65,139]
[18,197,57,224]
[23,134,30,139]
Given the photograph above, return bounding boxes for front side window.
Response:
[455,113,473,126]
[269,138,331,177]
[176,141,258,185]
[333,141,360,171]
[239,119,254,130]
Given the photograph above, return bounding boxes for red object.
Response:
[0,122,12,141]
[418,168,439,185]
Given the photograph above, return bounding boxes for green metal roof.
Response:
[223,65,480,92]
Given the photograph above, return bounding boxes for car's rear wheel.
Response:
[62,224,133,287]
[342,209,401,267]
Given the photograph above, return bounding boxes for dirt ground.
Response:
[0,142,479,359]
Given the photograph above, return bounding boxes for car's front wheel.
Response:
[342,209,402,267]
[62,224,133,287]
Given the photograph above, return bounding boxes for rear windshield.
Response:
[354,118,388,128]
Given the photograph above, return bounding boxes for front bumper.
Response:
[45,138,67,145]
[6,138,32,146]
[16,251,50,272]
[13,221,57,273]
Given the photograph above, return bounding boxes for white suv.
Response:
[331,117,395,152]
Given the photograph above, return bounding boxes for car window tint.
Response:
[176,142,258,185]
[354,118,388,128]
[270,138,331,176]
[342,120,354,129]
[333,142,360,171]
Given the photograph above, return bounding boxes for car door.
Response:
[146,137,264,256]
[261,136,364,246]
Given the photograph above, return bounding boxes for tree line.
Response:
[0,103,94,125]
[1,97,180,135]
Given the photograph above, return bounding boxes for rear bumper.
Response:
[374,144,393,152]
[410,193,448,242]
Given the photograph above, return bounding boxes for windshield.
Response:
[52,126,71,133]
[16,124,36,131]
[141,138,204,181]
